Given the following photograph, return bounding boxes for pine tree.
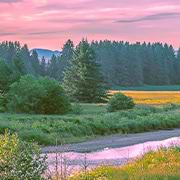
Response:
[0,55,25,94]
[20,44,35,75]
[61,39,74,63]
[0,60,13,93]
[63,39,107,103]
[47,54,59,79]
[31,50,40,76]
[175,48,180,84]
[58,39,74,81]
[129,44,143,86]
[12,54,26,81]
[39,56,47,77]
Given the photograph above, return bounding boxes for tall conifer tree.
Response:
[58,39,74,81]
[63,39,107,103]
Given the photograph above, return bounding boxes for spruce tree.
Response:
[59,39,74,81]
[61,39,74,63]
[31,50,40,76]
[20,44,35,75]
[175,48,180,84]
[39,56,47,77]
[12,54,26,81]
[47,54,59,79]
[0,60,13,94]
[63,39,107,103]
[0,55,25,94]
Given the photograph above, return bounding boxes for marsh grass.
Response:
[0,103,180,145]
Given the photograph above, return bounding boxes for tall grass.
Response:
[0,104,180,145]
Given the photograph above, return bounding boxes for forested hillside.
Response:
[0,40,180,87]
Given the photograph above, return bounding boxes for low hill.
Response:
[31,48,61,60]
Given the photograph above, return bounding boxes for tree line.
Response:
[0,40,180,88]
[92,41,180,86]
[0,40,106,113]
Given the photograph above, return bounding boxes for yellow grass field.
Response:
[109,90,180,105]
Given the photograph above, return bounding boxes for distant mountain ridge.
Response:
[175,49,178,55]
[31,48,62,60]
[31,48,179,60]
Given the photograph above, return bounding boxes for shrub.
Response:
[0,95,5,113]
[71,103,84,115]
[0,130,47,179]
[6,75,71,114]
[18,129,53,145]
[107,93,135,112]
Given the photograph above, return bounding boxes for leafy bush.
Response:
[161,103,179,111]
[6,75,71,114]
[0,130,47,179]
[19,129,53,145]
[107,93,135,112]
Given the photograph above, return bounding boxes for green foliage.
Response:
[92,41,177,86]
[0,41,38,77]
[19,129,53,145]
[47,54,59,79]
[6,75,71,114]
[0,104,180,145]
[71,103,84,115]
[113,85,180,91]
[0,95,5,113]
[0,40,180,87]
[63,39,107,103]
[1,40,180,88]
[0,130,47,179]
[175,48,180,84]
[40,56,47,77]
[31,50,41,76]
[59,39,74,81]
[61,39,74,63]
[0,60,12,94]
[13,54,26,76]
[107,93,135,112]
[0,55,26,95]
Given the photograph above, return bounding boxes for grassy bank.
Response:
[113,85,180,91]
[0,103,180,145]
[72,147,180,179]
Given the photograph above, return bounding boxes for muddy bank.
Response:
[42,129,180,153]
[45,136,180,176]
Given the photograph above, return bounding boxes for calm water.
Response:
[46,137,180,176]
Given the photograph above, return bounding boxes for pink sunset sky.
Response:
[0,0,180,50]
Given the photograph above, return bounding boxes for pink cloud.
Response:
[0,0,180,49]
